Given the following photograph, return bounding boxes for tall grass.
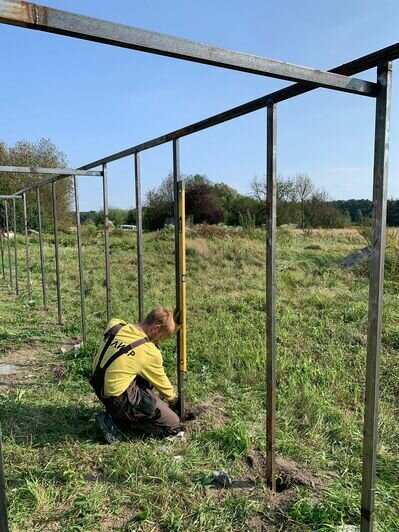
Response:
[0,227,398,530]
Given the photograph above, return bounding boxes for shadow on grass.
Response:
[1,401,102,445]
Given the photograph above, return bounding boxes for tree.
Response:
[387,199,399,226]
[294,174,314,229]
[125,209,137,225]
[250,174,300,226]
[355,208,364,225]
[144,174,174,230]
[80,211,97,224]
[0,139,71,231]
[304,194,351,228]
[143,173,224,229]
[226,194,263,226]
[185,182,224,224]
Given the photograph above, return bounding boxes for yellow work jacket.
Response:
[92,319,177,403]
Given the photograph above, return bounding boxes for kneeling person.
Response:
[91,306,180,441]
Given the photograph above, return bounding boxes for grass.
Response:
[0,225,398,531]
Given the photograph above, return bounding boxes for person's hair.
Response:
[143,306,175,337]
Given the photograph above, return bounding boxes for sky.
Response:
[0,0,398,211]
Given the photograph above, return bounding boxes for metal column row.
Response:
[0,162,149,346]
[0,64,391,532]
[264,64,392,532]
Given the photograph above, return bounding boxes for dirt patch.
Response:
[244,450,324,491]
[183,396,227,433]
[0,347,43,389]
[0,337,80,390]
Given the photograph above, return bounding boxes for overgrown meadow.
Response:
[0,225,398,531]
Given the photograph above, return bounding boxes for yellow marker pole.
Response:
[173,139,186,421]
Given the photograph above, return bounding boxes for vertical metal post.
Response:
[52,182,62,325]
[12,199,18,295]
[102,163,112,322]
[36,188,47,310]
[266,103,277,492]
[73,176,87,343]
[0,224,4,278]
[3,201,12,291]
[23,193,31,299]
[0,428,9,532]
[361,63,392,532]
[134,153,144,321]
[173,139,187,421]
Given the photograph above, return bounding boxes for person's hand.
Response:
[173,308,181,323]
[173,308,182,334]
[171,396,181,414]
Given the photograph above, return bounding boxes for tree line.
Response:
[1,138,399,231]
[81,174,399,230]
[0,139,71,232]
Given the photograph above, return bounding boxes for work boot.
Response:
[96,411,128,444]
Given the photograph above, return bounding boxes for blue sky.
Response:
[1,0,398,210]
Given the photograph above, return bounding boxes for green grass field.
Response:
[0,225,398,531]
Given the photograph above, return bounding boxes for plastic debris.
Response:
[211,470,232,488]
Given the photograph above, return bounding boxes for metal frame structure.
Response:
[0,2,397,530]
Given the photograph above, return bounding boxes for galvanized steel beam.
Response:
[361,63,392,532]
[0,0,376,96]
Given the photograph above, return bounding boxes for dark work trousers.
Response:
[102,378,180,437]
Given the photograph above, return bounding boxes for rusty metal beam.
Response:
[0,0,376,96]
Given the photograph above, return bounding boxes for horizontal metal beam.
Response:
[0,195,22,199]
[78,43,399,171]
[0,0,376,96]
[6,42,399,197]
[0,166,102,176]
[14,170,101,195]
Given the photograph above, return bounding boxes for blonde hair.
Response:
[143,306,175,337]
